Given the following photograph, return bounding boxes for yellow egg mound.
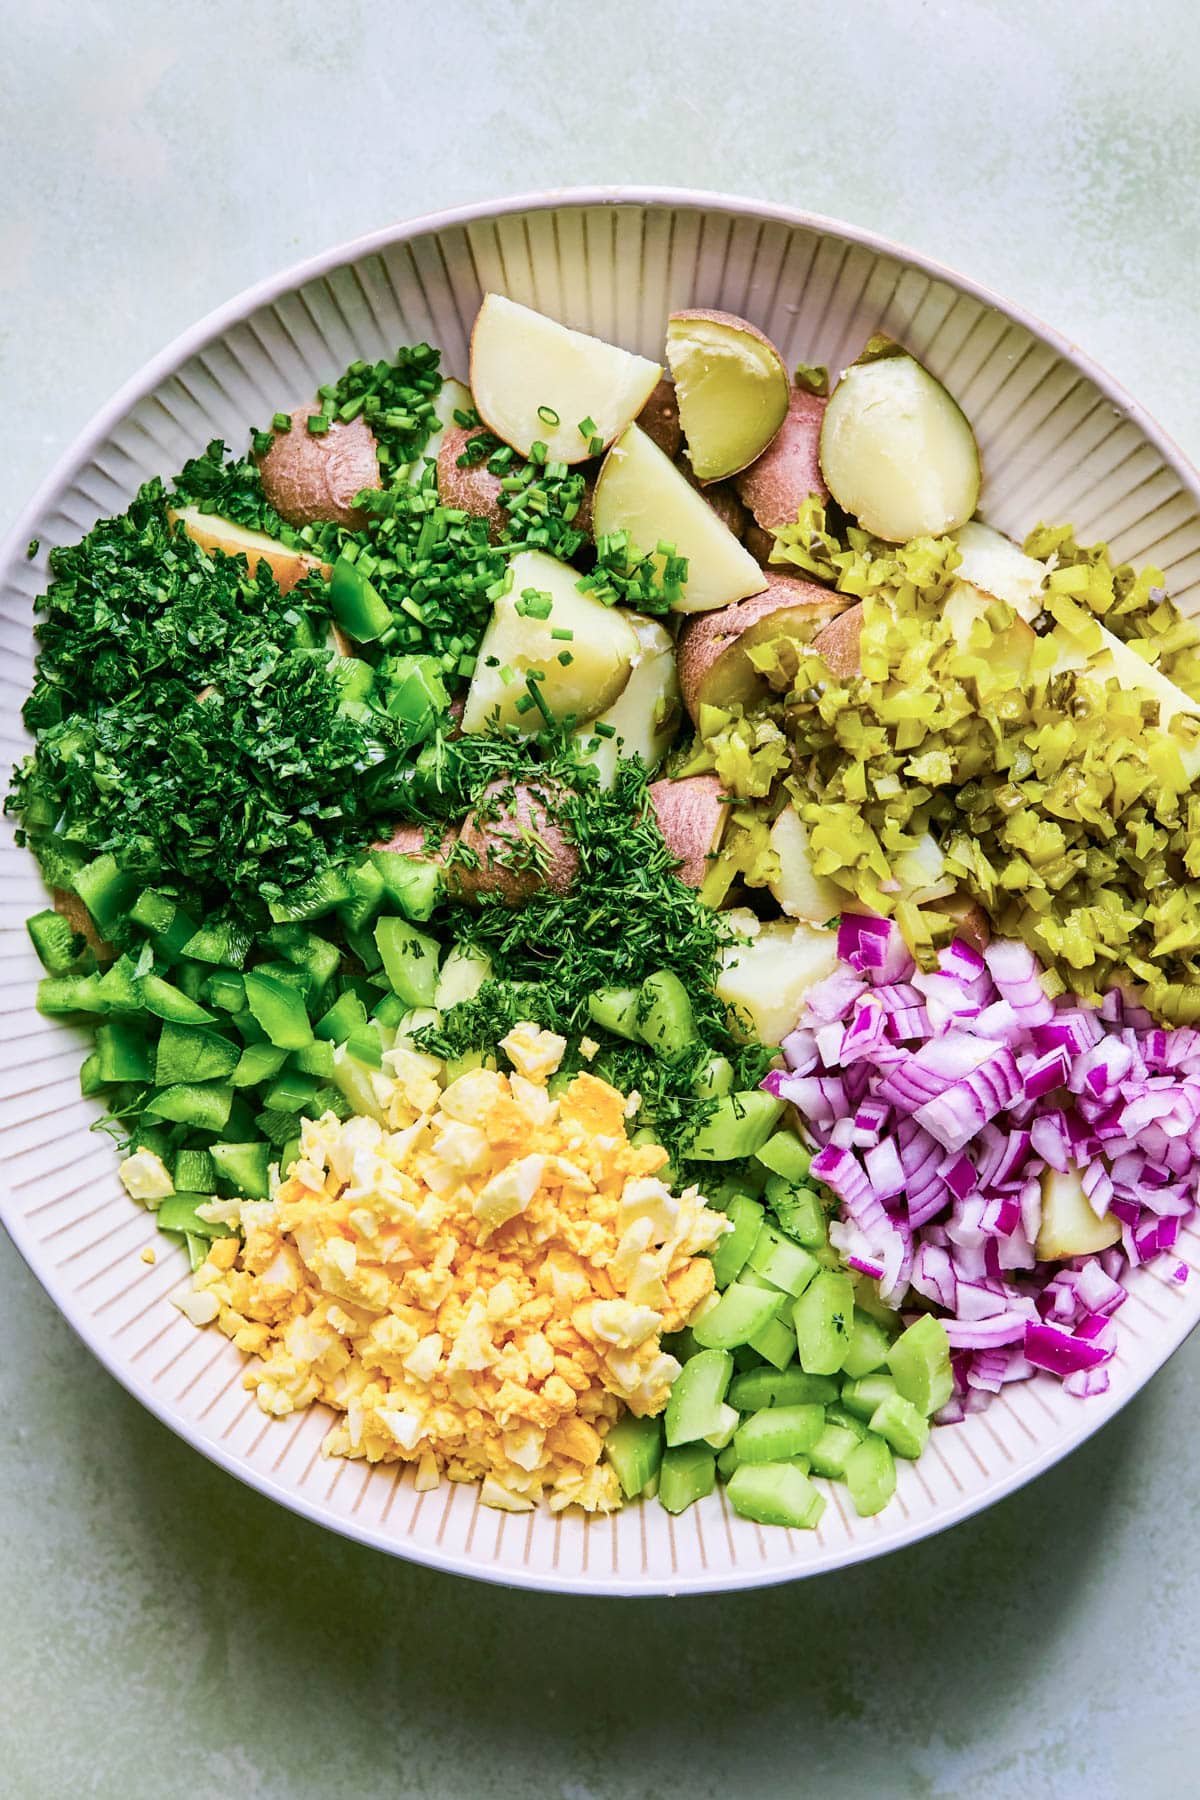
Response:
[178,1024,728,1514]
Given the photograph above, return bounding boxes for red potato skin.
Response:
[646,774,729,888]
[437,425,595,542]
[675,575,849,723]
[454,781,580,905]
[636,378,683,462]
[258,406,381,529]
[735,387,829,530]
[811,603,863,679]
[675,457,749,538]
[372,824,457,862]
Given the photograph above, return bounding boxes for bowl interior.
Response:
[3,191,1199,1594]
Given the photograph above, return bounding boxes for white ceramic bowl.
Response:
[3,189,1200,1596]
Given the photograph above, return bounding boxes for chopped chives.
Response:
[557,650,574,666]
[592,720,617,738]
[588,435,604,457]
[514,692,536,715]
[537,404,560,426]
[307,415,331,435]
[271,411,292,432]
[578,416,597,438]
[550,627,574,641]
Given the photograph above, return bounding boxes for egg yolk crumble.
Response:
[177,1024,728,1513]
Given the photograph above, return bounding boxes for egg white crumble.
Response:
[176,1027,728,1513]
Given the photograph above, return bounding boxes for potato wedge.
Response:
[767,806,843,924]
[953,520,1046,622]
[820,344,980,542]
[437,426,508,540]
[665,310,789,481]
[470,294,661,465]
[636,377,683,461]
[461,548,637,735]
[593,424,767,615]
[647,774,729,888]
[676,576,847,722]
[455,780,579,903]
[927,893,991,952]
[574,614,681,786]
[716,914,841,1046]
[257,407,381,528]
[1035,1166,1121,1261]
[167,506,332,595]
[735,386,828,535]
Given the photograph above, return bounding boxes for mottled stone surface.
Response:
[2,3,1198,1795]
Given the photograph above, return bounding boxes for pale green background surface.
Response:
[2,3,1199,1795]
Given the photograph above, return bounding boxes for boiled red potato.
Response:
[593,424,767,614]
[167,506,332,595]
[454,781,579,904]
[373,823,457,862]
[676,575,847,723]
[928,893,991,952]
[735,385,828,563]
[573,614,681,787]
[811,603,863,678]
[675,457,749,538]
[1050,611,1200,779]
[470,294,661,465]
[647,774,729,888]
[636,378,683,460]
[422,377,472,465]
[1035,1166,1121,1261]
[665,311,789,482]
[952,521,1047,621]
[257,407,381,528]
[766,806,844,925]
[819,338,980,542]
[461,548,638,735]
[438,427,594,543]
[715,910,841,1046]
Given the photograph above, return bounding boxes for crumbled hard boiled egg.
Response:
[177,1026,728,1513]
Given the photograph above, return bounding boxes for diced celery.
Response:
[338,858,386,932]
[703,1403,740,1451]
[733,1403,825,1465]
[587,986,643,1042]
[886,1313,954,1416]
[807,1421,863,1480]
[686,1091,785,1161]
[663,1348,734,1447]
[727,1462,825,1530]
[374,916,440,1008]
[692,1282,782,1351]
[746,1222,819,1297]
[842,1308,896,1380]
[210,1141,271,1200]
[637,970,696,1057]
[145,1083,234,1131]
[154,1022,241,1087]
[754,1129,811,1184]
[331,1045,386,1122]
[869,1392,930,1460]
[185,1232,211,1271]
[716,1440,740,1482]
[792,1270,855,1376]
[693,1054,735,1099]
[657,1443,717,1514]
[708,1193,764,1289]
[243,969,313,1050]
[845,1433,897,1517]
[728,1367,838,1411]
[370,851,443,923]
[746,1314,797,1372]
[433,945,492,1011]
[764,1177,828,1250]
[604,1413,664,1499]
[840,1373,901,1422]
